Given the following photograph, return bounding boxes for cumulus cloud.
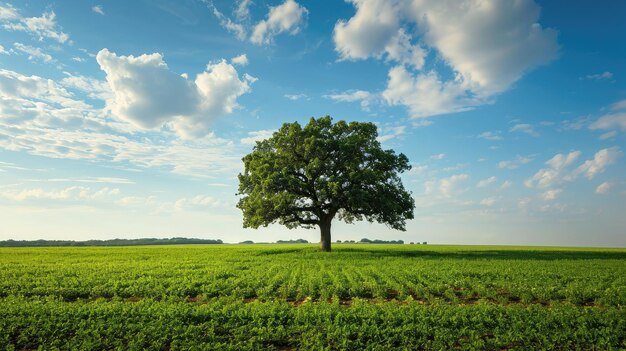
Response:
[325,90,374,111]
[477,176,496,188]
[510,123,539,137]
[377,125,406,143]
[250,0,308,45]
[572,147,621,180]
[541,188,561,201]
[524,151,580,188]
[231,53,249,66]
[96,49,255,138]
[478,131,503,141]
[0,4,69,43]
[480,197,497,206]
[0,68,245,179]
[525,148,621,189]
[425,174,469,197]
[590,99,626,134]
[383,67,477,118]
[334,1,425,69]
[335,0,558,119]
[241,129,275,145]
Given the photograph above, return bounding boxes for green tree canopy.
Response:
[237,116,415,251]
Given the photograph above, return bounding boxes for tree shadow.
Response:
[334,247,626,261]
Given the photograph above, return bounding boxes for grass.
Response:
[1,244,625,350]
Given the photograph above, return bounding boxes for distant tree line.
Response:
[276,239,309,244]
[334,238,419,244]
[238,239,309,244]
[0,238,223,247]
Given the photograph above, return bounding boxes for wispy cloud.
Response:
[92,5,105,16]
[580,71,613,81]
[0,4,69,43]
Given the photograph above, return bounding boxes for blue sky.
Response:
[0,0,625,246]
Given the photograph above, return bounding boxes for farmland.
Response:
[1,244,625,350]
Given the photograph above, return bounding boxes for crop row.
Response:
[1,245,625,306]
[1,296,624,350]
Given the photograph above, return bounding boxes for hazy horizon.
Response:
[1,0,625,247]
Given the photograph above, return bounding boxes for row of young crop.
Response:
[1,248,625,306]
[1,296,625,350]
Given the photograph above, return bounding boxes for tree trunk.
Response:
[319,219,332,252]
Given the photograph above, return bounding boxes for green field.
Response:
[1,244,625,350]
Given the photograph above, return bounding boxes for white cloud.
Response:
[541,188,561,201]
[478,131,503,141]
[251,0,308,45]
[477,176,496,188]
[0,3,19,20]
[480,197,496,206]
[231,53,248,66]
[595,181,611,194]
[572,147,621,180]
[610,99,626,111]
[284,93,307,101]
[524,151,580,188]
[325,90,374,111]
[500,180,513,190]
[510,123,539,137]
[383,67,477,118]
[0,44,6,54]
[211,5,247,41]
[0,67,248,179]
[335,0,558,119]
[241,129,275,145]
[0,186,119,201]
[589,99,626,136]
[430,153,445,160]
[525,148,620,190]
[96,49,255,138]
[334,1,425,69]
[1,6,69,43]
[60,72,112,101]
[377,125,406,143]
[0,68,98,125]
[235,0,253,20]
[12,42,53,63]
[590,112,626,132]
[581,71,612,81]
[498,155,533,169]
[599,131,618,140]
[175,195,225,210]
[92,5,105,16]
[425,174,469,197]
[26,177,133,184]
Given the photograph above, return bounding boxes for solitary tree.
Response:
[237,116,415,252]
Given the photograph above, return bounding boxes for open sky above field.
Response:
[0,0,625,246]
